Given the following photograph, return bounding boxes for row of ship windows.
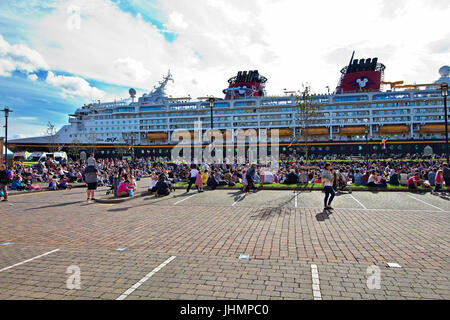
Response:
[83,116,448,132]
[92,108,446,126]
[86,115,448,131]
[138,93,442,108]
[94,103,443,120]
[91,104,445,122]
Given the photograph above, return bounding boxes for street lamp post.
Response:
[1,107,12,170]
[442,83,449,163]
[208,97,215,130]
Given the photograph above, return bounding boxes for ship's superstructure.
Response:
[8,57,450,157]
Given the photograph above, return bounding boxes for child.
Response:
[48,176,57,190]
[116,180,131,197]
[195,169,204,193]
[25,176,32,190]
[148,172,157,194]
[433,170,444,195]
[11,176,25,191]
[57,175,72,190]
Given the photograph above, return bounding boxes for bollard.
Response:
[113,174,119,197]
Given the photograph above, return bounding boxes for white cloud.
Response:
[0,34,48,76]
[46,71,107,100]
[113,57,152,83]
[166,12,188,30]
[28,73,38,81]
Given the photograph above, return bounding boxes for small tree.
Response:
[86,132,97,154]
[46,122,58,152]
[294,85,318,162]
[67,137,82,160]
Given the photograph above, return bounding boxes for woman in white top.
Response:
[148,172,158,193]
[321,163,335,210]
[399,172,409,185]
[186,164,199,192]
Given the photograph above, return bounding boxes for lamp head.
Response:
[2,107,11,118]
[442,83,448,97]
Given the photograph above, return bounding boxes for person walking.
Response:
[321,163,335,211]
[84,154,98,201]
[186,164,199,193]
[0,164,9,201]
[245,163,257,193]
[442,163,450,193]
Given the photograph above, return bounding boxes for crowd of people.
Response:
[1,152,450,202]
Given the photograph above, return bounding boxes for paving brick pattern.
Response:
[0,185,449,300]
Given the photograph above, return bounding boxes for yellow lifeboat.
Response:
[302,127,328,136]
[419,124,450,134]
[340,126,366,136]
[146,132,169,140]
[378,125,409,135]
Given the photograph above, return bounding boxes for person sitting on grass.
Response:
[367,171,387,187]
[388,169,399,186]
[57,175,72,190]
[399,170,409,185]
[116,180,132,197]
[10,175,25,191]
[206,170,218,190]
[148,172,157,194]
[24,176,33,190]
[353,169,363,185]
[284,169,298,185]
[408,172,427,190]
[155,175,170,197]
[48,176,58,190]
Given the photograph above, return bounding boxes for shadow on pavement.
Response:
[250,191,297,219]
[28,201,84,210]
[227,190,246,202]
[315,210,332,222]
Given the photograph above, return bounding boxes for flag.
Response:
[57,146,61,151]
[288,137,296,148]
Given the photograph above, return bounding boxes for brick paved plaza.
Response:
[0,180,449,300]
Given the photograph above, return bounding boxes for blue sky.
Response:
[0,0,178,140]
[0,0,449,142]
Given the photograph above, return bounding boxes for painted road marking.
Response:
[406,194,445,212]
[310,264,322,300]
[349,194,367,209]
[0,249,60,273]
[294,191,298,208]
[174,194,197,205]
[232,195,246,206]
[116,256,176,300]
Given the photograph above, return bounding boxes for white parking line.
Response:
[294,192,298,208]
[406,194,445,212]
[0,249,60,273]
[116,256,176,300]
[349,194,367,209]
[174,194,197,205]
[310,264,322,300]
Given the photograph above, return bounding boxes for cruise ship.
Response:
[8,55,450,158]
